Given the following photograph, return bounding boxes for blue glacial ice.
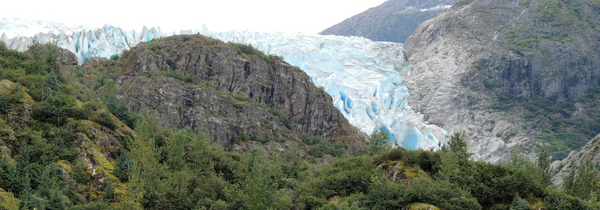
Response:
[0,18,448,150]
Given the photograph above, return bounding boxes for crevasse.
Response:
[0,18,448,150]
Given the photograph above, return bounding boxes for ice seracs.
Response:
[0,19,448,150]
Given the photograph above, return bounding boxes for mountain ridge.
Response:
[320,0,458,43]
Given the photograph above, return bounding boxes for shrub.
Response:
[0,94,10,114]
[114,150,134,182]
[72,162,87,183]
[229,43,262,56]
[110,54,119,61]
[149,41,161,52]
[94,112,116,130]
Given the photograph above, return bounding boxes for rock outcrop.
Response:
[113,35,369,154]
[551,133,600,186]
[403,0,600,162]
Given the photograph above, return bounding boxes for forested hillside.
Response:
[1,37,600,209]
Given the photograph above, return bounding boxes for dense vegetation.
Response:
[1,42,600,210]
[489,86,600,161]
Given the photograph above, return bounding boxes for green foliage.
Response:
[368,130,391,156]
[535,0,560,22]
[9,83,25,103]
[564,161,600,200]
[72,161,87,184]
[448,133,471,160]
[228,42,282,68]
[490,85,600,159]
[230,42,263,57]
[104,180,115,202]
[159,70,195,84]
[509,195,530,210]
[238,148,283,210]
[106,96,139,129]
[94,112,116,130]
[149,41,161,52]
[43,72,60,96]
[537,133,587,161]
[301,134,347,158]
[110,54,120,61]
[0,94,10,114]
[0,156,19,194]
[67,202,111,210]
[537,149,552,186]
[114,150,134,182]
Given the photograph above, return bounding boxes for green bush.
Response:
[114,150,134,182]
[229,43,262,56]
[149,41,161,52]
[72,162,87,184]
[94,112,116,130]
[0,94,11,114]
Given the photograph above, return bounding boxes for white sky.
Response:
[1,0,387,34]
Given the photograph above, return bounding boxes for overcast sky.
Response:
[1,0,386,34]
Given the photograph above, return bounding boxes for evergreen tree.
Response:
[368,129,390,156]
[537,148,551,186]
[509,195,530,210]
[239,148,282,210]
[72,161,87,184]
[104,180,115,202]
[19,172,32,210]
[0,155,18,193]
[46,190,65,210]
[449,133,471,160]
[0,93,11,114]
[9,83,24,103]
[114,150,134,182]
[15,141,30,177]
[43,72,60,96]
[564,161,600,200]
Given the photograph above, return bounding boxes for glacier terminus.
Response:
[0,18,448,150]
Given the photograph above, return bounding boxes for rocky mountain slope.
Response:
[109,35,368,154]
[403,0,600,162]
[551,133,600,186]
[1,20,448,150]
[320,0,457,43]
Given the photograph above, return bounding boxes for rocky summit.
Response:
[320,0,457,43]
[110,35,368,154]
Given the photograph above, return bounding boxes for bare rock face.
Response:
[320,0,458,43]
[401,0,600,162]
[113,35,368,154]
[551,133,600,186]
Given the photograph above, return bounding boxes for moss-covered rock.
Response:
[379,160,432,183]
[404,203,440,210]
[0,187,19,210]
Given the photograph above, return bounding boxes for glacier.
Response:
[0,18,448,150]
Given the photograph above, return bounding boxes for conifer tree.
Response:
[19,172,32,210]
[114,150,134,182]
[104,180,115,202]
[0,94,10,114]
[537,148,551,186]
[0,155,18,193]
[449,133,470,160]
[368,129,390,156]
[73,161,87,184]
[43,72,60,96]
